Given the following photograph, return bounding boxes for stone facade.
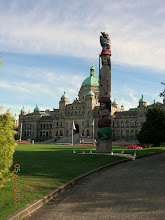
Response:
[18,65,165,142]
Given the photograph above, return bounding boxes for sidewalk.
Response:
[28,152,165,220]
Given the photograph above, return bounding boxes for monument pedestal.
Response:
[96,140,112,153]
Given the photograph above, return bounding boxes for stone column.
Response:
[96,32,112,153]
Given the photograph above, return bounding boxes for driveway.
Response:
[28,153,165,220]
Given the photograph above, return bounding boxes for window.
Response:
[126,121,129,127]
[126,130,129,136]
[47,124,49,129]
[121,121,124,127]
[135,120,138,127]
[44,124,46,129]
[131,121,134,127]
[117,121,120,128]
[112,121,115,127]
[60,130,63,136]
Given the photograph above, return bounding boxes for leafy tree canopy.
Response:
[0,108,17,188]
[137,105,165,146]
[160,81,165,97]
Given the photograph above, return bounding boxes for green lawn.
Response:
[0,144,165,219]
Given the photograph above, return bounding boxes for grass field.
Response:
[0,144,165,219]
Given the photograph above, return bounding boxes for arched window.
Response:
[135,120,138,127]
[131,121,134,127]
[121,121,124,127]
[126,121,129,127]
[47,124,49,129]
[44,124,46,129]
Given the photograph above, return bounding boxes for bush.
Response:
[0,108,17,188]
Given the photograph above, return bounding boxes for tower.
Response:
[96,32,112,153]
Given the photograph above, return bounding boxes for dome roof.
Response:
[81,63,99,87]
[112,98,118,105]
[87,89,95,96]
[21,106,25,113]
[139,95,147,103]
[13,113,18,120]
[34,105,40,112]
[61,91,68,99]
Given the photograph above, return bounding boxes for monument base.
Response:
[96,140,112,153]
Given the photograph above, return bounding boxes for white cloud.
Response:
[0,0,165,72]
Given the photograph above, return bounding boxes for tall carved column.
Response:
[96,32,112,153]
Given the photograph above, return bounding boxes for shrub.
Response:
[0,108,17,188]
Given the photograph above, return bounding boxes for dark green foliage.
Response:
[0,108,17,188]
[137,105,165,146]
[160,82,165,97]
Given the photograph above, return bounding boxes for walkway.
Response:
[28,153,165,220]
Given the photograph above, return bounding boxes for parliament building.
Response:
[18,64,165,143]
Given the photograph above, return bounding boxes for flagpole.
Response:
[20,122,22,142]
[93,119,95,145]
[72,127,73,145]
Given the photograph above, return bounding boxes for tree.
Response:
[137,105,165,146]
[0,108,17,188]
[160,81,165,97]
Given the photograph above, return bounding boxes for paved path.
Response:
[28,153,165,220]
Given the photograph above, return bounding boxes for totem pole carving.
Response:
[96,32,112,152]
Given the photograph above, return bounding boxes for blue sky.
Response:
[0,0,165,115]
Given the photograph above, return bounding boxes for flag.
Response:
[92,119,94,126]
[72,121,76,130]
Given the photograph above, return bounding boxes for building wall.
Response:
[19,87,165,142]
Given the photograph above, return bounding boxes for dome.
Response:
[34,105,40,112]
[87,89,95,96]
[13,113,18,120]
[21,106,25,113]
[61,91,68,99]
[81,63,99,87]
[139,95,147,103]
[112,98,118,105]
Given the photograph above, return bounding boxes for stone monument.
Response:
[96,32,112,153]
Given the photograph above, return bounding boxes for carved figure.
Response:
[100,32,111,50]
[98,118,111,127]
[97,127,112,140]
